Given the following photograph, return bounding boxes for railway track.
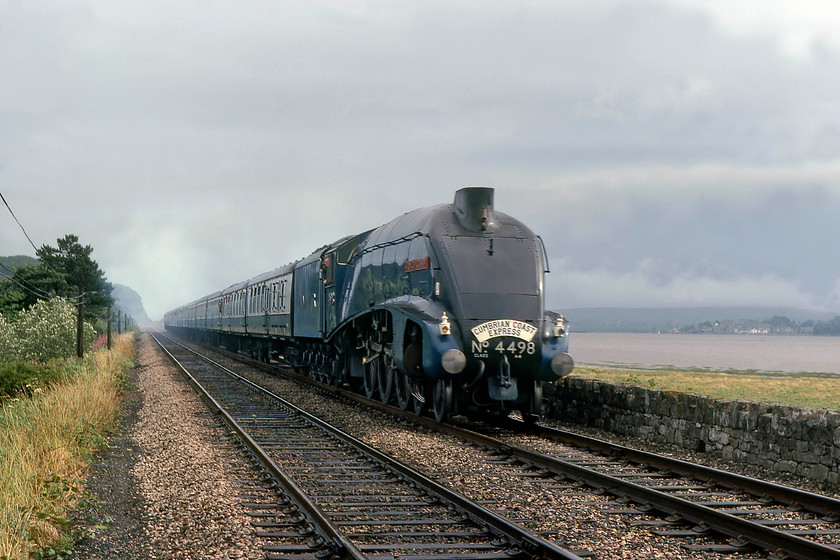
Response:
[492,419,840,559]
[179,335,840,560]
[149,331,586,560]
[449,419,840,560]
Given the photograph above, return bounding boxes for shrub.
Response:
[0,299,96,363]
[0,314,16,360]
[0,362,66,400]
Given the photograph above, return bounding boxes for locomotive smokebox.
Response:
[454,186,496,233]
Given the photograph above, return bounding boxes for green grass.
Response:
[573,365,840,410]
[0,334,135,560]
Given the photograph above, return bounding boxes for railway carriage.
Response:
[165,187,573,421]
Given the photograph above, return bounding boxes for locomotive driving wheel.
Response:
[377,356,395,404]
[330,356,345,388]
[394,369,411,410]
[411,380,427,415]
[363,357,379,400]
[433,379,453,423]
[524,380,544,424]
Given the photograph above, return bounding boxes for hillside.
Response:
[562,307,837,333]
[0,255,39,270]
[111,284,151,325]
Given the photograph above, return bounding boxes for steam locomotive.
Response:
[164,187,573,421]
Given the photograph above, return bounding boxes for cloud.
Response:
[515,163,840,312]
[550,264,818,310]
[3,1,840,319]
[680,0,840,57]
[531,161,840,195]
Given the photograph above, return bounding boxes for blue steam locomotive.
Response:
[164,187,573,421]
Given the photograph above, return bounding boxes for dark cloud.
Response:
[525,167,840,310]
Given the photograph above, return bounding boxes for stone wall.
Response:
[548,376,840,485]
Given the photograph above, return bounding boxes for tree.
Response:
[764,315,796,332]
[36,234,113,324]
[813,316,840,336]
[0,263,67,318]
[0,281,26,319]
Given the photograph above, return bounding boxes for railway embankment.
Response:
[549,377,840,486]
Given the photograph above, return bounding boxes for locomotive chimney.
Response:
[453,186,496,233]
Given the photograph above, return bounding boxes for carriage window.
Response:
[280,280,287,311]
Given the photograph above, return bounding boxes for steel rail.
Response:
[515,418,840,521]
[167,334,840,559]
[329,378,840,558]
[150,331,365,560]
[330,361,840,558]
[153,331,586,560]
[448,421,840,560]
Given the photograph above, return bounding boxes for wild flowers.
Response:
[0,298,96,363]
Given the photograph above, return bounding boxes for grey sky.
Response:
[2,0,840,319]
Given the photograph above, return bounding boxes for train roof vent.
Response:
[453,186,496,233]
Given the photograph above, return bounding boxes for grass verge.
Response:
[573,365,840,410]
[0,333,135,560]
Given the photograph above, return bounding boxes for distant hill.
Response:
[0,255,39,270]
[112,284,151,326]
[561,307,838,333]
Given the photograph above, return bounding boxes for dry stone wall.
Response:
[548,377,840,485]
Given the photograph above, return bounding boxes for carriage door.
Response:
[321,251,338,335]
[263,284,270,335]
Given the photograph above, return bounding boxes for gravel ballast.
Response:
[207,350,750,560]
[70,334,263,559]
[72,334,830,559]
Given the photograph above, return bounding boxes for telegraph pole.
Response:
[107,304,112,350]
[76,288,84,358]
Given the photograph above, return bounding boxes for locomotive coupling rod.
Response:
[362,352,380,364]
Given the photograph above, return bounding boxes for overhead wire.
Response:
[0,190,87,301]
[0,193,114,334]
[0,270,88,308]
[0,262,56,300]
[0,271,88,307]
[1,191,105,313]
[0,190,40,255]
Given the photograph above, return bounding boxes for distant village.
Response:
[673,315,840,336]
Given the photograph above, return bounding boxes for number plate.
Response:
[471,336,537,359]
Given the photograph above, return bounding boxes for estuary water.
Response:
[570,332,840,374]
